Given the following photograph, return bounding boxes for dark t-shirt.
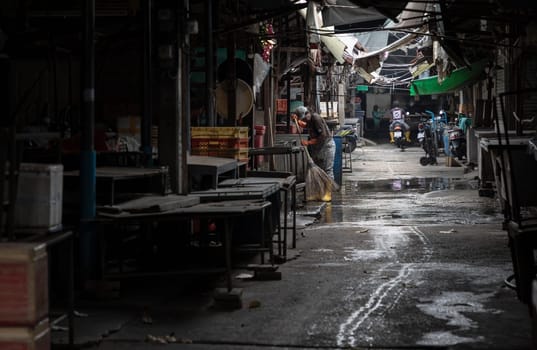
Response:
[308,114,331,147]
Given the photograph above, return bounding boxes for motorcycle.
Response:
[417,116,437,165]
[418,110,446,165]
[392,121,406,151]
[448,116,467,160]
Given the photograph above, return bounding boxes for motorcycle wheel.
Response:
[420,156,430,166]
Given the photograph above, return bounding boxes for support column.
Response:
[142,0,153,165]
[180,0,190,194]
[80,0,97,283]
[157,3,180,193]
[205,0,215,126]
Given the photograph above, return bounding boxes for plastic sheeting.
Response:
[409,60,487,96]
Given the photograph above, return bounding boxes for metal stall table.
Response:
[492,89,537,307]
[191,183,280,264]
[63,166,169,205]
[248,144,305,203]
[97,199,271,294]
[219,174,297,260]
[187,155,243,191]
[474,129,534,196]
[479,136,535,217]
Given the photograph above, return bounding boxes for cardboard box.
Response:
[0,243,48,326]
[0,318,50,350]
[445,156,461,167]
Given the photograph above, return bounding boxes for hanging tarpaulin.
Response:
[253,53,270,99]
[409,59,488,96]
[321,0,387,27]
[299,4,349,64]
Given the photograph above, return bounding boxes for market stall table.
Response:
[187,155,243,191]
[479,136,536,214]
[248,145,305,200]
[219,174,297,259]
[63,166,169,205]
[481,135,537,305]
[473,129,535,195]
[96,198,271,295]
[248,145,303,174]
[191,183,281,263]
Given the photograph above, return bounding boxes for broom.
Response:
[294,119,339,202]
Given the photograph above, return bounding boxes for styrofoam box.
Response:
[0,317,50,350]
[0,243,48,326]
[15,163,63,231]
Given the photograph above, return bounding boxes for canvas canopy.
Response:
[409,60,487,96]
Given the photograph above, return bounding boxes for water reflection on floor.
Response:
[343,177,478,194]
[323,177,502,225]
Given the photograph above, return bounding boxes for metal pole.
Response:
[205,0,215,126]
[80,0,97,282]
[180,0,190,194]
[227,34,237,125]
[142,0,153,165]
[286,74,291,133]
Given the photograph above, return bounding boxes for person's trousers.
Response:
[312,139,335,180]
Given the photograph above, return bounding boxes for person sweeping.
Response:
[292,106,337,202]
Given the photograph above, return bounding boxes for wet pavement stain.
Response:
[416,291,500,346]
[323,176,502,225]
[336,226,434,348]
[342,177,479,194]
[418,331,484,347]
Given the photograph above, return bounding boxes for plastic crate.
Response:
[217,138,248,149]
[190,149,206,156]
[218,149,249,160]
[191,127,248,139]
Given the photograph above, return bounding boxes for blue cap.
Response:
[295,106,308,119]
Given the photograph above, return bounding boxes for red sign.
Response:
[276,99,287,114]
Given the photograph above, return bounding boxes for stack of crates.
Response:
[191,127,249,163]
[0,243,50,350]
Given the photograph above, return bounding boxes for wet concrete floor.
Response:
[63,143,533,349]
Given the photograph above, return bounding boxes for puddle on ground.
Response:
[417,331,483,346]
[416,291,498,346]
[343,177,478,194]
[323,177,501,225]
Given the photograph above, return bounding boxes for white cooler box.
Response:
[15,163,63,232]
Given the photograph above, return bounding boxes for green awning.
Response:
[409,60,488,96]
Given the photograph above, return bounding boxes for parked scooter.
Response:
[448,114,467,160]
[418,110,447,165]
[417,116,437,165]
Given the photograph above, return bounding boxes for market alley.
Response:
[63,142,533,350]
